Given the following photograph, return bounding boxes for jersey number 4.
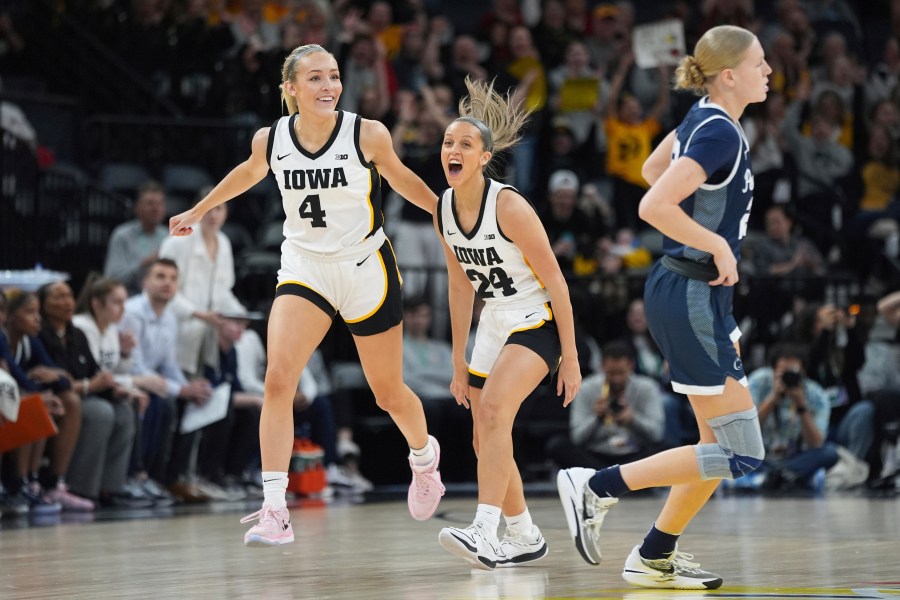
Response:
[298,194,327,227]
[466,267,517,298]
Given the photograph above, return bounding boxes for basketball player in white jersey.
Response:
[434,78,582,570]
[169,44,445,547]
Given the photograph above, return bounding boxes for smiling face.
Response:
[41,282,76,326]
[283,51,342,117]
[441,120,491,188]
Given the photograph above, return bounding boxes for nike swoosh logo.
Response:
[447,230,457,236]
[357,255,370,266]
[263,479,279,483]
[450,531,477,552]
[525,312,539,319]
[277,153,291,160]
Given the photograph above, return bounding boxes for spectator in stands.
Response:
[742,92,789,230]
[400,296,469,478]
[503,25,547,198]
[540,169,597,276]
[121,258,214,503]
[233,318,370,494]
[547,40,606,151]
[159,191,244,377]
[72,275,173,505]
[546,341,665,470]
[781,83,855,256]
[104,180,169,295]
[37,281,147,509]
[749,343,838,491]
[2,290,80,514]
[604,52,669,231]
[193,313,266,500]
[750,205,825,277]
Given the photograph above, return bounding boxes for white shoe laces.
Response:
[240,505,279,526]
[413,467,444,499]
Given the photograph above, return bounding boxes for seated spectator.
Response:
[37,281,147,509]
[1,290,80,513]
[233,320,371,494]
[194,313,266,500]
[121,259,214,503]
[750,205,825,277]
[401,296,472,481]
[159,195,244,378]
[103,180,168,295]
[745,205,825,344]
[546,341,664,470]
[749,343,838,492]
[72,275,173,505]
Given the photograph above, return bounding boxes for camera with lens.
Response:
[780,369,802,389]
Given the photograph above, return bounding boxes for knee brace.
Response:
[694,407,765,480]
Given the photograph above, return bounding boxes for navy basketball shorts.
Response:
[275,239,403,336]
[468,301,561,389]
[643,260,748,396]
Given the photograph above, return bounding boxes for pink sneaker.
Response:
[241,505,294,546]
[408,435,445,521]
[47,483,95,512]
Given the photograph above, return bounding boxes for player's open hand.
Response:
[557,355,581,407]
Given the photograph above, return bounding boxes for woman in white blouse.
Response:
[159,190,245,376]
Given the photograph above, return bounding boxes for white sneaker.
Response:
[557,467,618,566]
[496,525,548,567]
[622,544,723,590]
[327,464,373,494]
[439,522,501,570]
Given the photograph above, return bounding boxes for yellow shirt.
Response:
[860,161,900,211]
[604,117,660,188]
[507,57,547,113]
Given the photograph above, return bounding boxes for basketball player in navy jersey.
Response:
[434,78,582,570]
[169,44,446,547]
[557,26,772,589]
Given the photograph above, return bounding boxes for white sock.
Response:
[262,471,288,509]
[474,504,502,538]
[504,508,533,535]
[409,437,436,468]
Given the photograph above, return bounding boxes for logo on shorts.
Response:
[525,312,539,319]
[733,357,743,371]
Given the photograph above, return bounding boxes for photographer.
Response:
[749,343,839,491]
[546,341,665,470]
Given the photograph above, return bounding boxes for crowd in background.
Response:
[1,0,900,519]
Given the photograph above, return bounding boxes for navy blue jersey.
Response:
[663,97,753,263]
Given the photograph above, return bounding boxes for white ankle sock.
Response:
[262,471,288,509]
[504,508,533,534]
[474,504,502,538]
[409,437,436,468]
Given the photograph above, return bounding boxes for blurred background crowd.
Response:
[1,0,899,518]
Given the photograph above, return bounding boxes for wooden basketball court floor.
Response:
[1,490,898,599]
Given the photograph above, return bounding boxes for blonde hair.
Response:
[280,44,330,115]
[456,77,528,166]
[674,25,756,96]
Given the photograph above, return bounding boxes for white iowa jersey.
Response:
[439,178,550,308]
[267,110,383,258]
